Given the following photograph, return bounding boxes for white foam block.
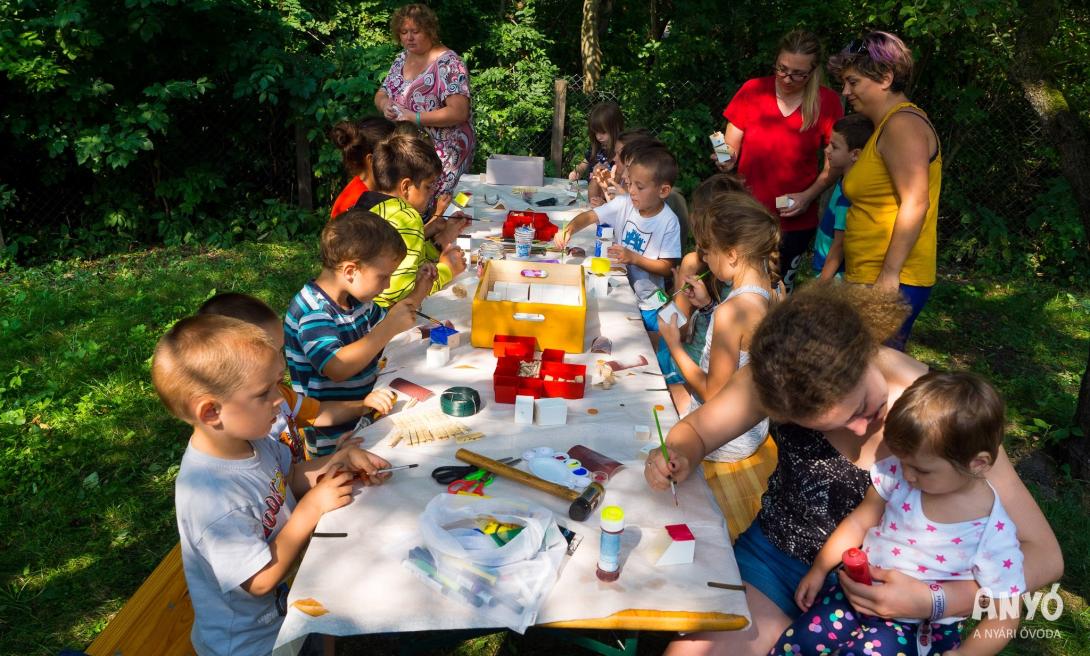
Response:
[587,274,609,298]
[514,395,535,424]
[425,344,450,368]
[535,397,567,426]
[634,425,651,440]
[456,236,473,251]
[645,524,696,566]
[486,291,503,302]
[529,283,555,304]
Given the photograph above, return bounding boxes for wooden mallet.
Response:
[455,448,605,521]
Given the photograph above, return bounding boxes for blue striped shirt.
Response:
[284,280,386,403]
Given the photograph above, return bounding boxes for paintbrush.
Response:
[652,407,678,507]
[415,310,442,325]
[375,463,418,474]
[670,269,712,300]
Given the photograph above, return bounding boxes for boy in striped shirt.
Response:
[285,210,435,456]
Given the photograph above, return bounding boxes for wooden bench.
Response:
[701,436,778,542]
[86,542,195,656]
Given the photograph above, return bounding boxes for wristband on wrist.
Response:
[415,111,422,126]
[928,583,946,621]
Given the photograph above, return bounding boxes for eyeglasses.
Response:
[773,64,814,82]
[844,39,870,56]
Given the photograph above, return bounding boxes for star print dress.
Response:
[864,455,1025,606]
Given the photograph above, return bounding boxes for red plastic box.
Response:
[502,211,559,242]
[492,336,587,403]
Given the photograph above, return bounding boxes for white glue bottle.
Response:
[596,506,625,582]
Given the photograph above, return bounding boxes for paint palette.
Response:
[522,446,594,489]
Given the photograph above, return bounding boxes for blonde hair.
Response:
[151,315,278,423]
[778,30,824,132]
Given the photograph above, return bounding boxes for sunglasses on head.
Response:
[844,39,869,56]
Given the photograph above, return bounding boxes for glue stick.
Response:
[841,547,872,585]
[596,506,625,582]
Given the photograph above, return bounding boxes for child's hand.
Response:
[332,447,391,486]
[794,567,829,611]
[606,244,633,264]
[683,273,712,308]
[301,468,355,516]
[659,313,682,347]
[363,388,396,415]
[553,228,571,250]
[439,244,467,278]
[410,263,438,301]
[334,432,364,452]
[437,214,470,248]
[589,195,606,207]
[432,193,453,220]
[384,299,419,335]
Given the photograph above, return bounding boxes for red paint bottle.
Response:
[842,548,873,585]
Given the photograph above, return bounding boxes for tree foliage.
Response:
[0,0,1088,281]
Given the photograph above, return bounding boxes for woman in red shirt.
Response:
[328,117,397,219]
[717,30,844,292]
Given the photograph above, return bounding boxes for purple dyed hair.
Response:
[827,31,914,93]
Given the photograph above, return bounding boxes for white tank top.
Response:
[687,285,771,462]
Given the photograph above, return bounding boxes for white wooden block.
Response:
[426,344,450,368]
[486,291,503,302]
[445,331,463,348]
[775,195,795,210]
[529,283,553,304]
[587,274,609,298]
[505,282,530,302]
[646,524,696,566]
[535,397,567,426]
[657,301,687,329]
[514,395,535,424]
[456,236,473,251]
[634,425,651,440]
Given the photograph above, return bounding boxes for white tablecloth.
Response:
[273,187,747,654]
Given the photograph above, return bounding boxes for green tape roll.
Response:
[440,386,482,417]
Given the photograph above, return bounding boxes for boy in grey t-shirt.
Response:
[152,314,394,655]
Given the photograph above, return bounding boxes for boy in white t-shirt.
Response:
[555,140,681,330]
[151,314,393,656]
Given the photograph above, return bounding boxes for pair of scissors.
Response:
[447,473,493,496]
[430,457,520,485]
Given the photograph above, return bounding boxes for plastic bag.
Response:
[404,493,567,633]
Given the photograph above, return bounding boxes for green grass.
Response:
[0,244,1088,655]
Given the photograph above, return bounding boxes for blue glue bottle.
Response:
[595,505,625,582]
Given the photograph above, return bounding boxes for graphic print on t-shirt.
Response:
[620,222,652,255]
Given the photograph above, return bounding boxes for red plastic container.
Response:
[841,548,873,585]
[491,336,586,403]
[502,211,559,242]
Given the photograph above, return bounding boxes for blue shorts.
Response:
[640,307,659,332]
[734,521,834,619]
[655,340,686,385]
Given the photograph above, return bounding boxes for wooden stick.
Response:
[456,448,580,502]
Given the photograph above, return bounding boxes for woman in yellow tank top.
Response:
[828,32,942,350]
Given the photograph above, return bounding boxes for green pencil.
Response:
[652,407,678,507]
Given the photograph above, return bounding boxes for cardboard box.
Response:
[492,342,587,404]
[472,260,587,353]
[485,155,545,186]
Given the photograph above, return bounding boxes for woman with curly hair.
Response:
[645,283,1062,656]
[374,4,475,205]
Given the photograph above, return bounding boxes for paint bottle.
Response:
[596,505,625,582]
[841,547,873,585]
[594,224,614,258]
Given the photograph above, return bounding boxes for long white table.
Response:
[273,185,748,654]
